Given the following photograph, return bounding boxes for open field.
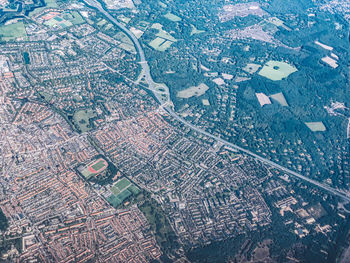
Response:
[191,24,205,35]
[29,0,58,17]
[164,12,181,22]
[73,108,96,132]
[305,122,326,132]
[258,60,297,81]
[148,23,177,51]
[91,159,107,171]
[0,22,27,41]
[68,11,84,25]
[177,83,209,99]
[151,23,176,41]
[270,92,288,106]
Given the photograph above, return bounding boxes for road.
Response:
[83,0,170,104]
[164,107,350,202]
[81,0,350,202]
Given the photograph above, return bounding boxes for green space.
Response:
[164,12,181,22]
[91,159,107,171]
[44,12,82,28]
[97,19,107,26]
[177,83,209,99]
[117,15,131,24]
[107,177,140,208]
[73,108,96,132]
[258,60,297,81]
[151,23,176,41]
[190,24,205,35]
[81,158,108,179]
[305,122,326,132]
[29,0,58,17]
[0,208,8,231]
[139,194,179,256]
[23,52,30,64]
[114,177,131,190]
[0,22,27,41]
[270,92,288,106]
[149,37,173,51]
[81,167,94,179]
[67,11,84,25]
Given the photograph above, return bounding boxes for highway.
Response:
[164,107,350,202]
[81,0,350,202]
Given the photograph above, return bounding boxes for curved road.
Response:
[82,0,350,202]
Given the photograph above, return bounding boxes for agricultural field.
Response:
[305,122,326,132]
[270,92,288,106]
[258,60,297,81]
[0,22,27,41]
[164,12,181,22]
[73,108,96,132]
[177,83,209,99]
[148,23,177,51]
[107,178,140,207]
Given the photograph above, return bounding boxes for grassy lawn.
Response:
[0,22,27,41]
[258,60,297,81]
[29,0,58,17]
[91,159,106,171]
[114,178,131,191]
[73,109,96,132]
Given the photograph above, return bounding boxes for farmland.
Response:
[177,83,209,99]
[258,60,297,81]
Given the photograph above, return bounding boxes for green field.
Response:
[107,194,122,207]
[270,92,288,106]
[108,178,140,208]
[177,83,209,99]
[44,12,82,28]
[81,158,107,179]
[91,159,107,171]
[258,60,297,81]
[97,19,107,26]
[29,0,58,17]
[190,24,205,35]
[115,177,131,189]
[305,122,326,132]
[0,22,27,41]
[149,37,174,51]
[73,109,96,132]
[69,11,84,25]
[164,12,181,22]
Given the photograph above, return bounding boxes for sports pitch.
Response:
[81,158,108,179]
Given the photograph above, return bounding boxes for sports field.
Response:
[0,22,27,41]
[107,178,140,208]
[81,158,108,179]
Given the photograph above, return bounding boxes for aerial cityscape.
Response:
[0,0,349,262]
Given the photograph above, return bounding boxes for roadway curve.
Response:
[82,0,350,202]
